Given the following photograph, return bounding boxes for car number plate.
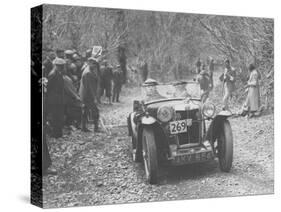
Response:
[175,151,213,164]
[169,119,192,134]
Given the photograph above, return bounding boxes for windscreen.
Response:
[141,82,201,102]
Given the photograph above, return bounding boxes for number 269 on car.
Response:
[169,119,192,134]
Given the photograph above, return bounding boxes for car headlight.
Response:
[157,106,174,122]
[202,103,216,118]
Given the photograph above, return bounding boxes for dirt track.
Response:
[43,72,274,208]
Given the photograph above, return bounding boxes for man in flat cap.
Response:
[79,57,100,132]
[72,53,84,88]
[43,52,56,77]
[55,48,65,59]
[142,79,164,102]
[46,58,65,138]
[80,49,93,79]
[64,50,78,84]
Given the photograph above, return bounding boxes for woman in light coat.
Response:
[242,64,260,117]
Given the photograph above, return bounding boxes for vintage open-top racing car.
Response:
[127,79,233,184]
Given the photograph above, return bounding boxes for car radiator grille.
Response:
[176,109,200,145]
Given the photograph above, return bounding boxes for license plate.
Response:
[169,119,192,134]
[175,151,213,164]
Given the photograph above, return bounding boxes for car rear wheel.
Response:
[142,127,158,184]
[218,120,233,172]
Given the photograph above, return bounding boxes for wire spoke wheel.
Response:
[218,120,233,172]
[142,127,158,184]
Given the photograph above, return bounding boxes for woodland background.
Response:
[41,4,274,107]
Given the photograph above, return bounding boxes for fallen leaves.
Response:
[42,83,274,208]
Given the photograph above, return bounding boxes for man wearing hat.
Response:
[79,57,100,132]
[72,53,84,86]
[43,52,56,77]
[55,48,65,59]
[142,79,164,102]
[80,49,92,77]
[46,58,65,138]
[64,50,78,84]
[112,65,123,102]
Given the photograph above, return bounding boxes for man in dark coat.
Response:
[42,52,55,77]
[112,65,123,102]
[196,58,202,74]
[73,53,83,82]
[46,58,65,138]
[140,61,148,83]
[65,50,78,84]
[63,72,82,130]
[208,58,215,89]
[100,60,113,104]
[79,57,100,132]
[80,49,92,74]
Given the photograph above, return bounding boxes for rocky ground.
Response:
[42,72,274,208]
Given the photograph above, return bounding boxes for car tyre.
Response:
[142,127,158,184]
[218,120,233,172]
[132,135,142,162]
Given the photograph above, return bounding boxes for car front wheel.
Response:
[142,127,158,184]
[218,120,233,172]
[132,135,142,162]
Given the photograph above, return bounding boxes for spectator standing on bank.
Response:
[112,65,123,103]
[55,48,65,59]
[73,53,83,83]
[219,59,236,110]
[140,61,149,83]
[42,52,56,77]
[208,58,215,89]
[240,64,261,118]
[79,57,100,132]
[100,60,113,104]
[197,64,211,103]
[46,58,65,138]
[196,58,202,74]
[63,70,82,130]
[65,50,78,84]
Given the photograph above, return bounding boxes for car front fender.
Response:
[217,110,232,117]
[141,116,157,125]
[128,112,138,137]
[206,113,231,142]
